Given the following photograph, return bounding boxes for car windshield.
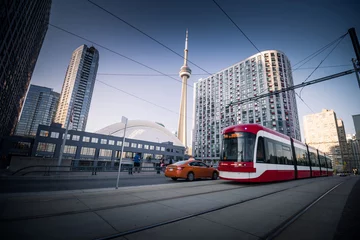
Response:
[172,160,189,166]
[221,132,256,162]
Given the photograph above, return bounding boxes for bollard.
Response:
[156,164,160,174]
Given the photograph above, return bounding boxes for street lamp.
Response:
[116,116,128,189]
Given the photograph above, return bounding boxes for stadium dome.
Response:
[95,120,184,147]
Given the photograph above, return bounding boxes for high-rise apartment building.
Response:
[0,0,52,137]
[55,45,99,131]
[303,109,346,171]
[15,85,59,136]
[192,50,301,161]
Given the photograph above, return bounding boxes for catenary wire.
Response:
[211,1,351,115]
[299,34,348,97]
[49,24,194,89]
[96,79,194,120]
[292,33,348,70]
[87,0,215,76]
[49,24,194,120]
[95,64,352,77]
[212,0,316,113]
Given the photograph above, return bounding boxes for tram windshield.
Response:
[221,132,256,162]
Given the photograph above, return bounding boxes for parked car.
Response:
[165,160,219,181]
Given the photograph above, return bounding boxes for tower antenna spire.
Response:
[177,29,192,149]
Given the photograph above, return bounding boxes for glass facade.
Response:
[54,45,99,131]
[15,85,59,136]
[0,0,52,137]
[192,50,301,160]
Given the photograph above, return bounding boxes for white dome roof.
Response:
[96,120,184,147]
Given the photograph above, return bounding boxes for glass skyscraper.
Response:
[15,85,59,136]
[0,0,52,137]
[192,50,301,161]
[55,45,99,131]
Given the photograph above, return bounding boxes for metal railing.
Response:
[12,164,163,176]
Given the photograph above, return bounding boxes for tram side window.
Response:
[319,156,326,168]
[276,143,286,165]
[282,145,293,165]
[295,148,309,166]
[256,137,265,163]
[309,151,318,167]
[265,139,277,164]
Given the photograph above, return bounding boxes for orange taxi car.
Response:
[165,160,219,181]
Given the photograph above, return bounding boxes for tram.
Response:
[218,124,333,182]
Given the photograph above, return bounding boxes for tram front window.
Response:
[222,132,256,162]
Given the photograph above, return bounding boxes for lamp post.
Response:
[116,116,128,189]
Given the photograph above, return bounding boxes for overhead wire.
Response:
[49,24,194,120]
[299,33,348,97]
[49,24,194,89]
[96,79,193,120]
[292,33,348,70]
[212,0,315,113]
[87,0,215,77]
[212,0,350,114]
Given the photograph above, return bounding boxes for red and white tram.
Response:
[218,124,333,182]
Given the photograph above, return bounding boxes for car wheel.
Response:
[187,172,194,181]
[212,171,218,180]
[171,177,178,181]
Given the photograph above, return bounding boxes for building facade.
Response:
[192,50,300,161]
[353,114,360,140]
[32,124,185,167]
[303,109,344,171]
[54,45,99,131]
[15,85,59,136]
[0,0,52,137]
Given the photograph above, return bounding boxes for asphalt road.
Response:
[0,176,185,193]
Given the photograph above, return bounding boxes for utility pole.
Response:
[349,28,360,88]
[116,116,128,189]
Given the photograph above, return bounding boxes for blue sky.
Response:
[31,0,360,143]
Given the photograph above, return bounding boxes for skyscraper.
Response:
[0,0,52,137]
[303,109,347,171]
[177,30,191,148]
[192,50,300,161]
[55,45,99,131]
[15,85,59,136]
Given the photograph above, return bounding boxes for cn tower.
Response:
[177,29,191,148]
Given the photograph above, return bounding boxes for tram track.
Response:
[264,179,348,240]
[94,177,340,240]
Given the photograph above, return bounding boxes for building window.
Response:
[150,145,154,150]
[99,149,112,157]
[37,142,56,152]
[81,147,96,156]
[138,144,142,148]
[101,139,107,144]
[156,146,160,151]
[91,137,98,143]
[40,130,49,137]
[124,142,129,147]
[117,141,122,146]
[72,135,80,141]
[131,143,137,148]
[83,136,90,142]
[63,145,77,154]
[50,132,59,138]
[109,140,115,145]
[144,145,149,149]
[161,147,165,151]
